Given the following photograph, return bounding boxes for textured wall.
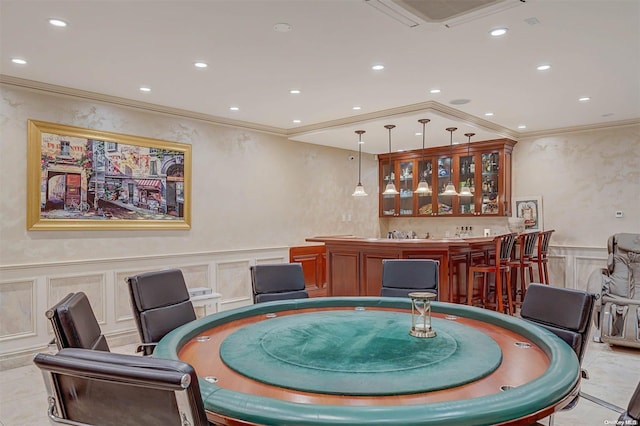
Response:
[0,85,380,266]
[513,127,640,246]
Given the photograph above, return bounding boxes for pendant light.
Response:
[440,127,459,196]
[459,132,475,197]
[414,119,431,194]
[352,130,368,197]
[382,124,399,195]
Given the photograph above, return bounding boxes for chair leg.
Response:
[467,270,474,306]
[505,270,513,315]
[543,261,550,284]
[538,261,544,283]
[495,270,504,314]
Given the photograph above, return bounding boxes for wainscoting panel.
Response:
[0,280,36,341]
[550,245,608,291]
[48,273,106,324]
[216,259,252,307]
[0,246,288,370]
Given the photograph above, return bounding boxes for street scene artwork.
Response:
[27,120,191,230]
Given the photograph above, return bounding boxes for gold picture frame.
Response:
[27,120,191,230]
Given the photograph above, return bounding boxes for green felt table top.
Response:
[220,310,501,395]
[156,297,580,426]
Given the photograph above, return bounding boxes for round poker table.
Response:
[155,297,580,426]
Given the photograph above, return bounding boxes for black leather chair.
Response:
[46,292,110,352]
[33,348,210,426]
[520,283,594,366]
[520,283,595,425]
[250,263,309,303]
[380,259,439,299]
[127,269,196,355]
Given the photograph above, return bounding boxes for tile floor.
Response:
[1,336,638,426]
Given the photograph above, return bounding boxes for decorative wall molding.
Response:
[5,74,636,144]
[0,246,288,371]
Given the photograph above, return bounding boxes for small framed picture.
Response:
[513,196,543,231]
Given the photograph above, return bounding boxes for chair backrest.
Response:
[46,292,110,352]
[520,283,595,364]
[537,229,555,258]
[33,348,209,426]
[521,231,540,259]
[381,259,439,299]
[127,269,196,355]
[496,233,517,265]
[250,263,309,303]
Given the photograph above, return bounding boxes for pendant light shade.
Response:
[440,127,459,196]
[459,132,475,197]
[352,130,368,197]
[414,118,431,194]
[382,124,399,195]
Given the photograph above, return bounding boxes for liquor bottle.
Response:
[469,160,475,173]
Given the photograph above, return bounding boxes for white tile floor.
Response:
[1,338,638,426]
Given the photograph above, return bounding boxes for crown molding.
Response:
[0,74,286,136]
[286,100,520,140]
[519,118,640,138]
[3,74,637,143]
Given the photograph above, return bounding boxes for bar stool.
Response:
[467,233,517,315]
[531,229,555,284]
[507,231,539,311]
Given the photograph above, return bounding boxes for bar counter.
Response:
[306,235,496,303]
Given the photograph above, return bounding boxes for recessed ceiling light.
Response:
[139,86,151,92]
[490,28,508,37]
[485,112,494,116]
[229,106,239,111]
[430,89,441,94]
[371,64,385,71]
[352,106,362,110]
[194,61,208,68]
[518,125,527,129]
[578,96,591,102]
[450,99,471,105]
[11,58,27,65]
[48,18,68,27]
[292,119,301,123]
[274,23,292,32]
[536,64,551,71]
[289,89,301,94]
[415,132,422,136]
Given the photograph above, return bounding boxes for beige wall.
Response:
[513,127,639,246]
[0,83,638,367]
[0,85,380,266]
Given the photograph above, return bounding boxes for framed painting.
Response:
[27,120,191,230]
[513,196,543,231]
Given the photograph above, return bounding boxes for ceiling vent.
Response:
[365,0,525,28]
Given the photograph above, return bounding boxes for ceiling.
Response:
[1,0,639,154]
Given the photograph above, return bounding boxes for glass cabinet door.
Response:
[381,162,396,216]
[416,159,434,216]
[436,156,453,215]
[481,152,500,214]
[458,153,476,214]
[398,160,413,216]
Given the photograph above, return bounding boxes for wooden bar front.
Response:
[306,236,495,303]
